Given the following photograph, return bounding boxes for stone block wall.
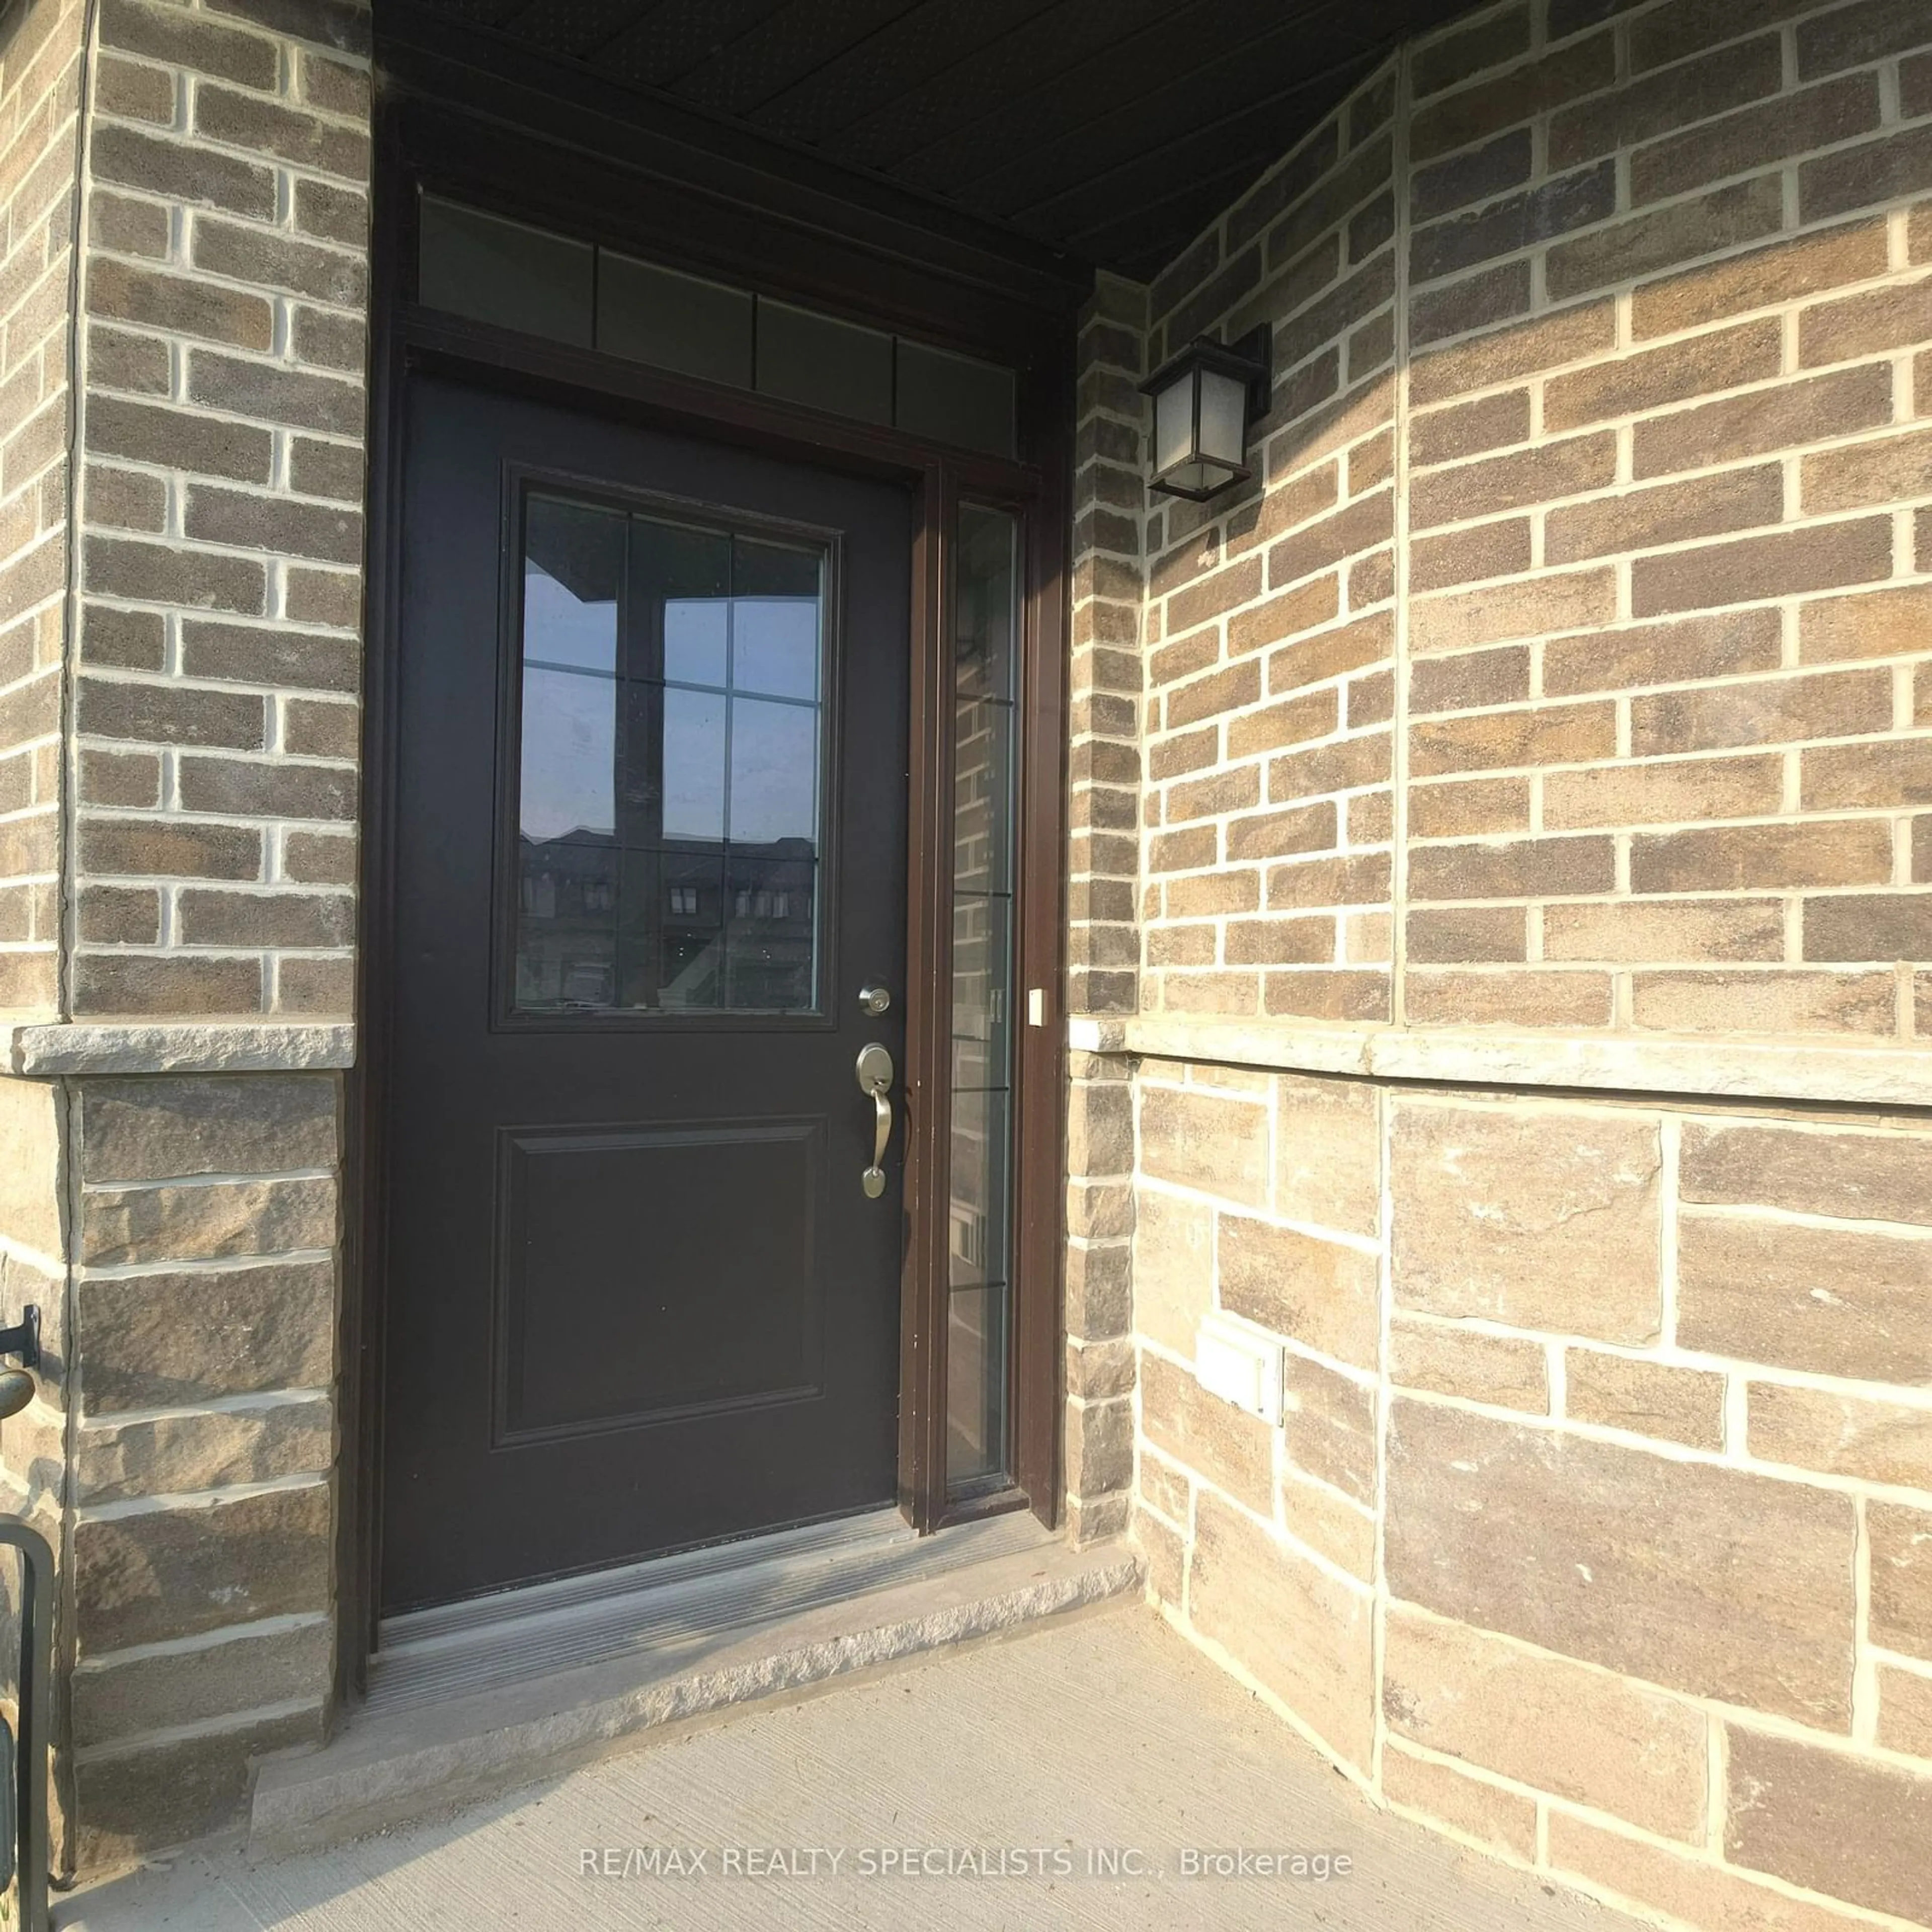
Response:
[14,0,371,1865]
[0,0,373,1873]
[0,1073,70,1564]
[0,0,86,1870]
[1132,0,1932,1042]
[1133,1063,1932,1930]
[66,1071,339,1864]
[1103,1,1932,1927]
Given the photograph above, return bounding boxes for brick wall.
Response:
[1111,2,1932,1928]
[1121,0,1932,1043]
[1062,276,1144,1538]
[1143,89,1401,1023]
[1068,272,1144,1022]
[37,0,370,1865]
[1134,1061,1932,1931]
[72,0,371,1019]
[0,0,86,1873]
[0,0,85,1016]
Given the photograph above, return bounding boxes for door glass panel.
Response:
[953,699,1013,897]
[419,198,596,348]
[642,850,725,1009]
[512,492,827,1017]
[637,517,731,684]
[756,299,893,424]
[947,503,1020,1488]
[420,199,1021,456]
[665,599,729,686]
[662,688,726,841]
[734,601,819,700]
[733,539,822,698]
[895,340,1017,458]
[729,697,817,844]
[726,850,817,1011]
[597,252,755,389]
[516,841,618,1012]
[523,497,621,673]
[947,1083,1010,1289]
[519,668,616,840]
[947,1285,1007,1495]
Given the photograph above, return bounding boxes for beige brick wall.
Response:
[1134,1059,1932,1931]
[1069,273,1145,1022]
[0,0,86,1016]
[1142,89,1401,1024]
[52,0,366,1861]
[71,0,370,1019]
[0,0,87,1871]
[0,0,371,1870]
[1118,0,1932,1043]
[1064,277,1145,1538]
[1114,3,1932,1928]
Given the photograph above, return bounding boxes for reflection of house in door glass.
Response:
[512,493,824,1015]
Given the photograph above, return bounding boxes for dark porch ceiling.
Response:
[399,0,1474,283]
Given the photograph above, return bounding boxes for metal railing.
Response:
[0,1516,51,1932]
[0,1303,51,1932]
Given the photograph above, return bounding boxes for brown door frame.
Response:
[343,43,1082,1700]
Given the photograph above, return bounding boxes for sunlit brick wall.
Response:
[1140,85,1401,1023]
[0,0,85,1015]
[70,0,370,1018]
[1115,5,1932,1930]
[1124,0,1932,1042]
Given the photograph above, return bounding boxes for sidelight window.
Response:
[946,504,1020,1489]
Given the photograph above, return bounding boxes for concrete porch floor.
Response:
[61,1603,1629,1932]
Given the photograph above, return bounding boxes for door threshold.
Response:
[370,1506,920,1710]
[251,1515,1139,1859]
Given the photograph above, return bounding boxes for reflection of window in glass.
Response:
[947,504,1019,1491]
[512,493,826,1018]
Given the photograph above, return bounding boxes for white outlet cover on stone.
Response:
[1195,1313,1283,1425]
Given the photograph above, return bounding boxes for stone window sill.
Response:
[0,1020,355,1077]
[1068,1012,1932,1111]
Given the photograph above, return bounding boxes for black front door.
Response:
[380,375,911,1613]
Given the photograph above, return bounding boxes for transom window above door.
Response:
[418,196,1017,458]
[510,490,830,1020]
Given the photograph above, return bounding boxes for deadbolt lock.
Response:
[858,983,892,1016]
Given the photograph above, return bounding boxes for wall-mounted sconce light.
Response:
[1142,325,1272,502]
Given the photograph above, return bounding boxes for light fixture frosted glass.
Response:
[1141,327,1271,502]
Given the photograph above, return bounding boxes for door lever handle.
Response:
[855,1042,894,1199]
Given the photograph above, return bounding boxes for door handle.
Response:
[855,1042,894,1199]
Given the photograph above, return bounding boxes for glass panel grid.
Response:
[755,299,893,425]
[895,338,1017,457]
[513,493,826,1019]
[597,252,753,388]
[420,196,1016,457]
[419,197,594,347]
